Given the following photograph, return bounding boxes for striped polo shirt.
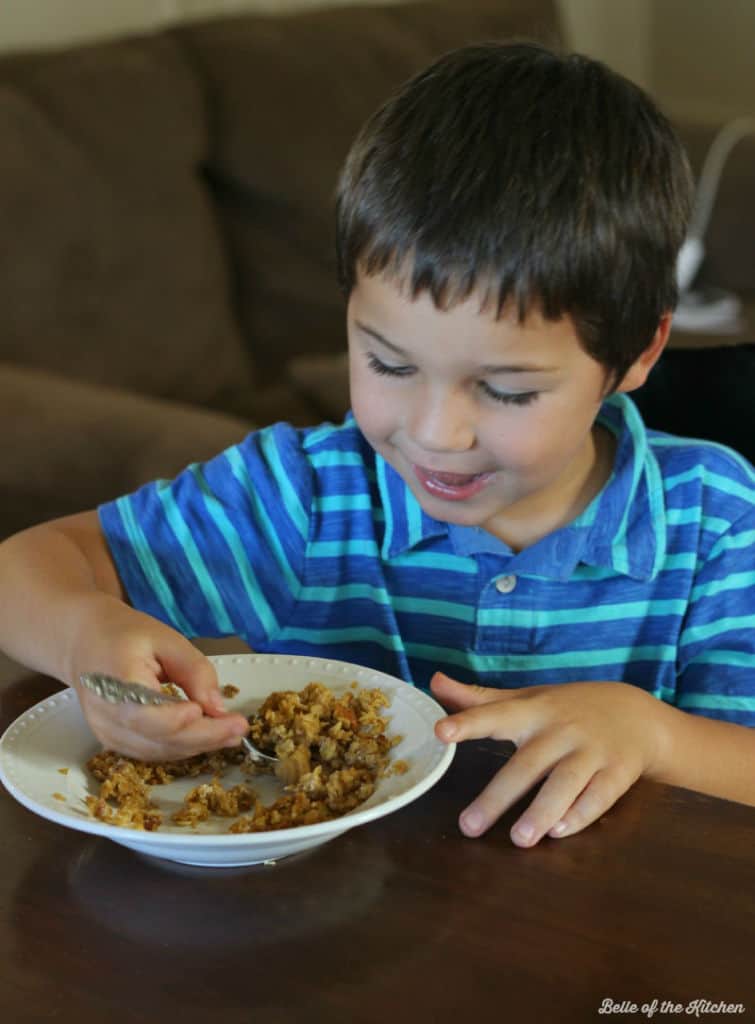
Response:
[99,394,755,726]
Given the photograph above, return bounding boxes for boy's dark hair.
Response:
[335,42,693,387]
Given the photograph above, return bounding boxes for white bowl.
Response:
[0,654,455,867]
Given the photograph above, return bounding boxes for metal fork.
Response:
[78,671,278,766]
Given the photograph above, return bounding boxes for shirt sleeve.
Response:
[97,422,312,645]
[675,504,755,726]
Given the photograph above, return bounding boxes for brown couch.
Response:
[1,0,753,541]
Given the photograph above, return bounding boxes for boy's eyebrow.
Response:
[354,320,557,374]
[355,321,409,356]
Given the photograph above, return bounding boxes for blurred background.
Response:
[1,0,754,121]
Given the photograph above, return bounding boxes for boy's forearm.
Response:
[650,699,755,806]
[0,520,121,684]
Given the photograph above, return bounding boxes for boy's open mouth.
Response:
[412,465,494,501]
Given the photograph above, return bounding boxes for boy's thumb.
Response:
[156,641,226,717]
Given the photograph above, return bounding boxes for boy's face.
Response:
[347,271,620,546]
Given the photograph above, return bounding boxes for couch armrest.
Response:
[0,363,254,538]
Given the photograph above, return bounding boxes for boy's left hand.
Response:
[431,672,669,847]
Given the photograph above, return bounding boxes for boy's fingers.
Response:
[154,640,227,716]
[430,672,515,711]
[456,733,578,841]
[433,687,536,745]
[546,766,639,840]
[507,752,599,847]
[101,708,250,762]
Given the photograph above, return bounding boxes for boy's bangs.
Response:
[346,216,598,327]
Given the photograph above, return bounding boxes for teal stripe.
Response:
[406,492,423,548]
[664,467,755,503]
[677,693,755,713]
[304,422,343,447]
[683,614,755,644]
[573,495,599,529]
[405,642,676,672]
[298,582,391,605]
[575,553,697,580]
[478,598,686,628]
[115,498,193,635]
[313,494,373,512]
[388,551,477,573]
[687,649,754,668]
[690,570,755,602]
[156,486,235,634]
[292,586,473,622]
[646,449,667,577]
[309,539,379,558]
[259,430,308,539]
[708,528,755,557]
[664,467,703,492]
[224,447,300,596]
[611,408,647,574]
[667,508,731,533]
[663,552,701,571]
[376,458,395,554]
[394,596,475,622]
[309,450,365,468]
[277,625,404,651]
[189,466,279,636]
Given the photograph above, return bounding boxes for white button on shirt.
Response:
[495,574,517,594]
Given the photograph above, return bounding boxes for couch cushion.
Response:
[0,362,255,538]
[175,0,561,382]
[0,34,255,410]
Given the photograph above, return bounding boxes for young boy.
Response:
[1,43,753,848]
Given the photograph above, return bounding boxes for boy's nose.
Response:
[407,388,475,453]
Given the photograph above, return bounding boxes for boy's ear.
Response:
[614,312,673,393]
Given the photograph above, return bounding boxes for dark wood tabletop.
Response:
[2,674,754,1024]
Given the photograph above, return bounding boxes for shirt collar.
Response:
[375,394,666,580]
[376,456,448,558]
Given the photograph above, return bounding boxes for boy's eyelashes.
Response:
[479,382,539,406]
[366,352,414,378]
[364,352,539,407]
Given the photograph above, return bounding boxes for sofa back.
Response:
[173,0,560,386]
[0,33,257,412]
[0,0,560,419]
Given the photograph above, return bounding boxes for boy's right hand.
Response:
[69,597,250,761]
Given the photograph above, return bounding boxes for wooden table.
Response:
[2,674,754,1024]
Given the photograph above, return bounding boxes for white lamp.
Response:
[674,117,755,331]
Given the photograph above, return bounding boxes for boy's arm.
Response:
[650,701,755,806]
[0,511,126,681]
[0,512,249,758]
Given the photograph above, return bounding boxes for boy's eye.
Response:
[366,353,414,377]
[480,382,538,406]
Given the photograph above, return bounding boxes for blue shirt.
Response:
[99,395,755,725]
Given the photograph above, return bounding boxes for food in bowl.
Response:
[85,681,405,832]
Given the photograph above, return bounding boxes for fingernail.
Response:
[438,720,457,741]
[512,820,535,844]
[209,694,226,712]
[549,820,568,837]
[460,809,484,835]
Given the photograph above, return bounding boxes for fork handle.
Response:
[78,673,184,707]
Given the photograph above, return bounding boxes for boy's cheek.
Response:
[350,382,398,441]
